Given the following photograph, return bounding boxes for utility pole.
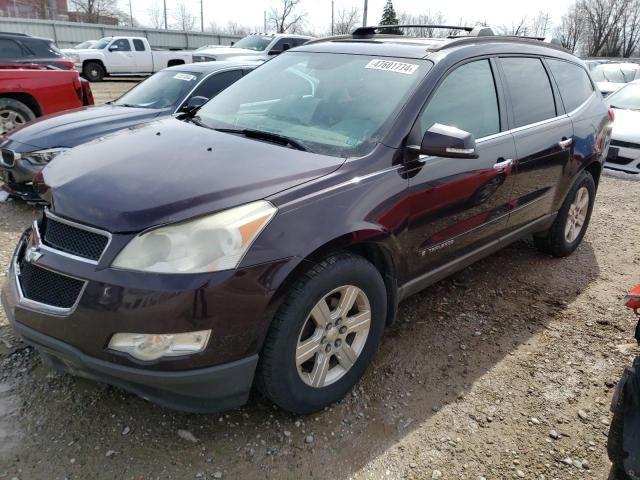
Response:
[363,0,368,26]
[163,0,168,30]
[129,0,133,27]
[331,0,334,35]
[200,0,204,32]
[264,10,267,33]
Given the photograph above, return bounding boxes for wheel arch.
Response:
[82,59,107,74]
[0,93,42,117]
[584,160,603,190]
[265,231,400,337]
[167,59,185,67]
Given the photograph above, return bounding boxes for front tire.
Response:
[258,253,387,414]
[83,62,105,82]
[0,98,36,135]
[534,171,596,257]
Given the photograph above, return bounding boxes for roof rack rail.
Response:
[351,24,496,39]
[0,31,30,37]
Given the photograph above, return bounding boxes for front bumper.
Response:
[1,221,293,412]
[605,142,640,174]
[2,296,257,413]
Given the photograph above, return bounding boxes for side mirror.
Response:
[282,43,291,51]
[408,123,478,159]
[180,95,208,115]
[108,45,118,51]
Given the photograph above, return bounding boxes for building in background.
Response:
[0,0,118,24]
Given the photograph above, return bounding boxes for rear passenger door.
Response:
[498,56,574,229]
[405,58,517,278]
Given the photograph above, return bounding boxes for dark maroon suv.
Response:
[1,25,613,414]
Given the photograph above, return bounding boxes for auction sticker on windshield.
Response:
[365,59,419,75]
[173,73,197,81]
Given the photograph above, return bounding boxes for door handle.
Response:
[493,158,513,171]
[559,137,573,149]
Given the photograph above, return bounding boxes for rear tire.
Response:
[257,252,387,414]
[533,171,596,257]
[83,62,105,82]
[0,98,36,135]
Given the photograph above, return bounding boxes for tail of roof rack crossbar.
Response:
[352,24,496,39]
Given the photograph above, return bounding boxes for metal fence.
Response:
[0,17,243,49]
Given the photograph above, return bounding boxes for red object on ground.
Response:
[625,284,640,311]
[0,64,94,120]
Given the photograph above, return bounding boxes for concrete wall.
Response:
[0,17,243,49]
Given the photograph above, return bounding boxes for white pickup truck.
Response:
[72,36,193,82]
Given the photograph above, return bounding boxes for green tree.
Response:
[379,0,403,35]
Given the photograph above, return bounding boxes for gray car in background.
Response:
[0,61,257,201]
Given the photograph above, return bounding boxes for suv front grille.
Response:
[42,215,109,261]
[18,261,84,309]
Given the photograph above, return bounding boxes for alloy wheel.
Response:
[565,186,589,243]
[296,285,371,388]
[0,109,27,135]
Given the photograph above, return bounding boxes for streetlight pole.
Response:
[129,0,133,27]
[363,0,368,26]
[331,0,334,35]
[200,0,204,32]
[163,0,167,30]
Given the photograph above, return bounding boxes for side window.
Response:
[419,59,500,139]
[271,38,293,52]
[191,70,244,99]
[291,38,308,47]
[110,39,131,52]
[546,59,594,112]
[500,57,556,128]
[0,39,24,59]
[133,39,146,52]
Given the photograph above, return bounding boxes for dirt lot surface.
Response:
[89,78,140,104]
[0,80,639,479]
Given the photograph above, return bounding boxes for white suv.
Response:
[193,33,313,63]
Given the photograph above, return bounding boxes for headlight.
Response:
[108,330,211,361]
[112,200,277,273]
[22,148,69,165]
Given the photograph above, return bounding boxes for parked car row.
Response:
[605,80,640,175]
[0,25,614,414]
[0,63,93,137]
[1,61,257,201]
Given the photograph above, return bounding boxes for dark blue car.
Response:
[0,61,257,201]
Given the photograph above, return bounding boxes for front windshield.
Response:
[93,37,112,50]
[232,36,273,51]
[607,83,640,110]
[197,52,431,157]
[592,64,640,84]
[74,40,94,49]
[114,70,202,109]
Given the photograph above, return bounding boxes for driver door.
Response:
[404,58,517,280]
[107,38,133,73]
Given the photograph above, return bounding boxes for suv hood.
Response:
[197,47,260,57]
[6,105,164,152]
[610,108,640,143]
[42,118,345,232]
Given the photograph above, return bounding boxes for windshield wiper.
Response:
[214,128,311,152]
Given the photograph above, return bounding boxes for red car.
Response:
[0,64,94,136]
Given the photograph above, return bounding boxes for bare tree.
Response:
[148,1,165,29]
[268,0,307,34]
[334,7,360,35]
[578,0,631,56]
[554,5,585,53]
[621,0,640,57]
[224,20,251,36]
[68,0,122,23]
[397,11,449,37]
[530,11,552,37]
[499,16,530,36]
[172,1,196,31]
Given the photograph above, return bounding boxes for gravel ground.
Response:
[89,78,141,104]
[0,83,639,479]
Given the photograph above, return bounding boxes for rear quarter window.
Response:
[546,59,594,112]
[500,57,556,128]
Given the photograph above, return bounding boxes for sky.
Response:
[118,0,577,34]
